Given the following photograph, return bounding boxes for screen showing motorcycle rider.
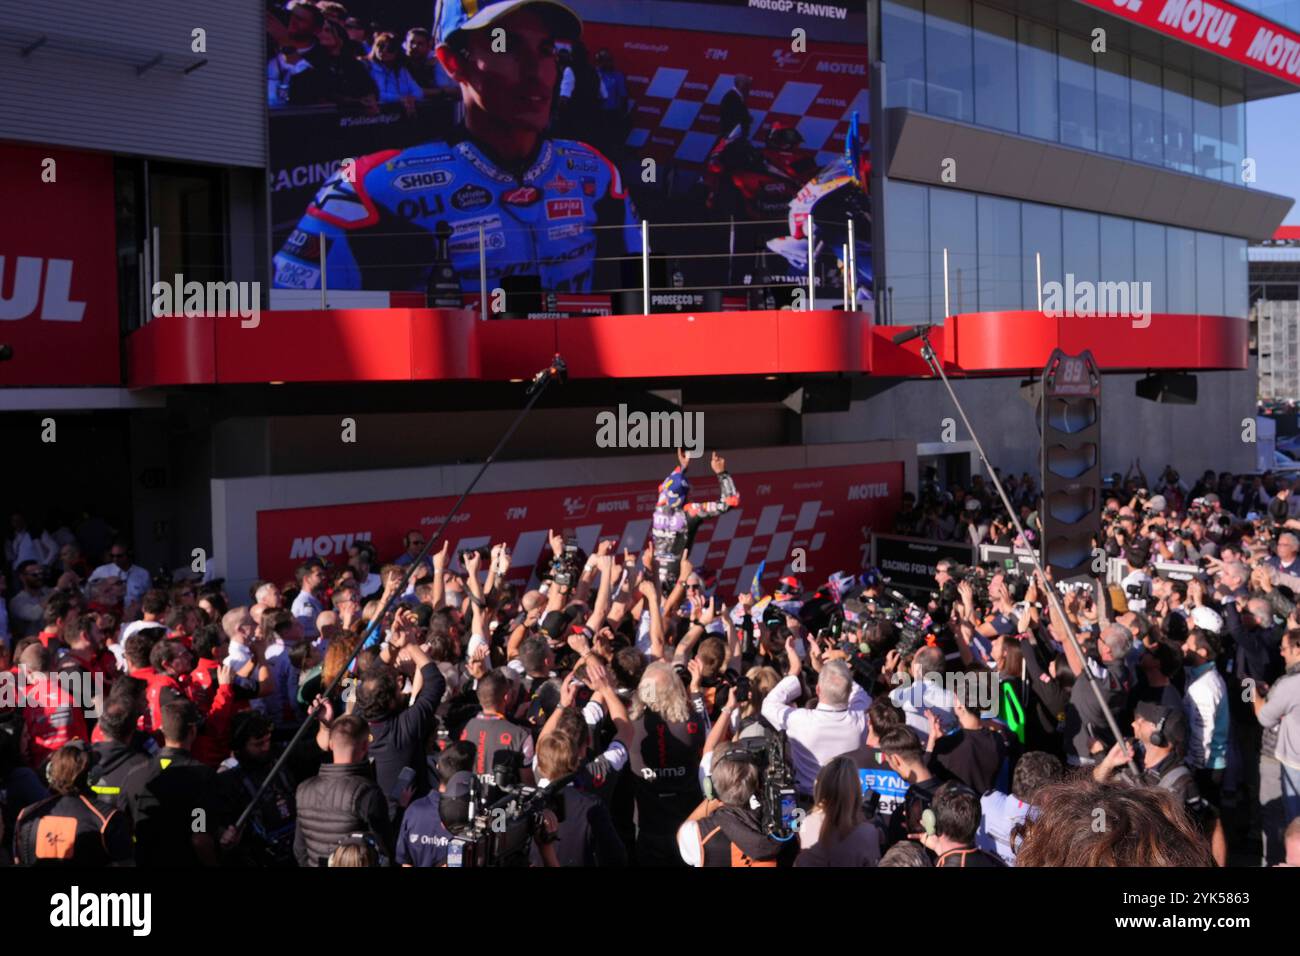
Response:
[273,0,642,294]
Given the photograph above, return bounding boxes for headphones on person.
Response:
[1149,712,1169,749]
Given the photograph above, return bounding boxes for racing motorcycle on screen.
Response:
[704,122,819,222]
[762,151,873,307]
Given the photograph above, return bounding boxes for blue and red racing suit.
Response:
[652,465,740,592]
[273,134,641,293]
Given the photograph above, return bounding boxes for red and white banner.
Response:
[1075,0,1300,87]
[256,461,902,594]
[0,144,120,386]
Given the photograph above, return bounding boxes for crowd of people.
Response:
[265,0,632,156]
[3,450,1299,868]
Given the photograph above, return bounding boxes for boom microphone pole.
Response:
[891,326,1139,778]
[233,355,569,834]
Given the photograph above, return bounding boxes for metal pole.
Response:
[806,218,815,311]
[151,226,160,302]
[943,246,950,318]
[139,248,148,325]
[641,219,650,315]
[320,237,328,310]
[233,357,568,834]
[1036,252,1043,312]
[479,225,488,322]
[897,327,1140,779]
[847,218,857,308]
[841,243,850,310]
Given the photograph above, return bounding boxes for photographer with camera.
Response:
[396,742,474,867]
[676,739,786,867]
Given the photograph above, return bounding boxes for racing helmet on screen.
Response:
[435,0,581,48]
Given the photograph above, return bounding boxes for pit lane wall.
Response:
[211,441,912,599]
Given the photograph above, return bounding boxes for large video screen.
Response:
[265,0,871,310]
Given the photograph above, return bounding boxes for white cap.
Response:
[1190,605,1223,634]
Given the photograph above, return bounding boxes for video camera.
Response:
[444,763,571,868]
[727,727,800,843]
[549,542,584,589]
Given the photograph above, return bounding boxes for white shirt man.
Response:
[762,658,870,795]
[89,547,151,605]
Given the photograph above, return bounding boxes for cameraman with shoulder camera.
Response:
[677,739,785,867]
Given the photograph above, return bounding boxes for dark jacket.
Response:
[91,739,150,811]
[365,663,445,817]
[293,761,391,867]
[1222,604,1284,685]
[122,747,220,866]
[15,791,133,866]
[528,783,628,868]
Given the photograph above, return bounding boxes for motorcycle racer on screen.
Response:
[272,0,641,294]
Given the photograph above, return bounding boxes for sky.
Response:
[1247,92,1300,226]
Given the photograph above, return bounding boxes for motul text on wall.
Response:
[1076,0,1300,87]
[256,463,902,592]
[0,144,120,386]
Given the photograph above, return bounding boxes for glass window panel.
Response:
[884,180,930,325]
[930,188,978,315]
[1134,221,1166,314]
[1062,210,1100,293]
[1131,57,1163,166]
[1096,48,1130,159]
[1099,216,1135,289]
[1224,237,1248,318]
[1221,86,1245,186]
[1166,227,1196,312]
[977,195,1022,310]
[884,0,927,110]
[926,0,974,122]
[1058,32,1097,151]
[1022,202,1062,309]
[1018,19,1058,142]
[1192,79,1222,180]
[1196,232,1224,315]
[973,4,1017,132]
[1163,69,1194,173]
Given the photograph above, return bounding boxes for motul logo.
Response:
[0,256,86,322]
[289,531,372,559]
[848,483,889,500]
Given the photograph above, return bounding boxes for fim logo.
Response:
[595,404,704,458]
[50,887,151,937]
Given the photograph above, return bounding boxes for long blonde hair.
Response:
[630,661,692,723]
[812,756,862,847]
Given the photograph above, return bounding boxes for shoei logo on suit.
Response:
[394,169,454,191]
[547,199,584,220]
